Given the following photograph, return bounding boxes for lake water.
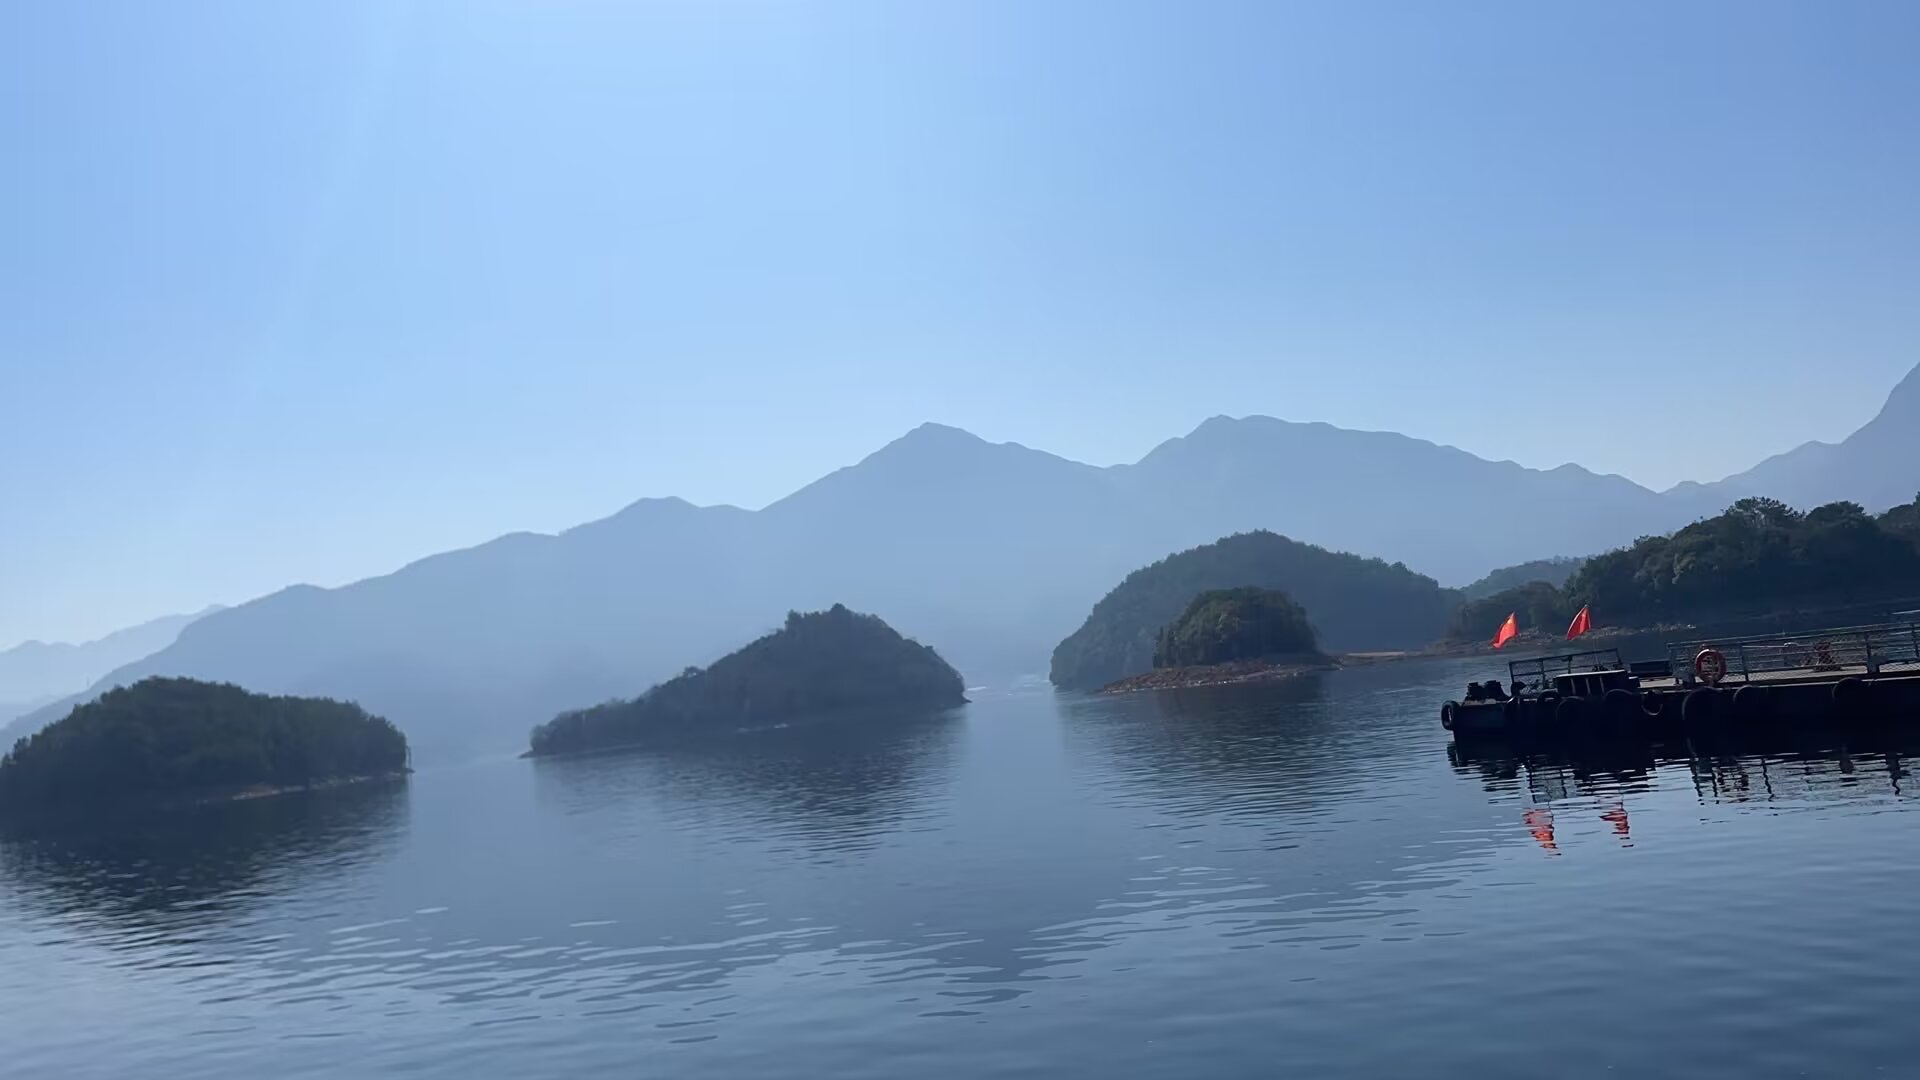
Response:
[7,655,1920,1078]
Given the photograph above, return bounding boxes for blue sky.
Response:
[5,1,1919,646]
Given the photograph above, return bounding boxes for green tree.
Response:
[1882,493,1920,547]
[1152,588,1321,669]
[1558,497,1920,621]
[1447,581,1574,642]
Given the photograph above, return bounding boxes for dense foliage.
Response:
[528,605,966,756]
[1444,496,1920,639]
[1448,581,1574,641]
[1460,557,1587,601]
[1049,531,1454,689]
[0,677,408,807]
[1884,498,1920,545]
[1567,496,1920,619]
[1151,588,1321,669]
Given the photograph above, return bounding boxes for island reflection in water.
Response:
[0,778,410,933]
[529,707,967,858]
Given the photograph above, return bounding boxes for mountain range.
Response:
[1671,362,1920,512]
[0,608,218,725]
[10,362,1916,761]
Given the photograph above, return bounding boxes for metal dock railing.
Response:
[1507,649,1625,689]
[1660,618,1920,687]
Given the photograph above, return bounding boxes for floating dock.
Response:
[1442,619,1920,742]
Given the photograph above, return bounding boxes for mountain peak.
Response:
[1879,360,1920,417]
[1677,360,1919,510]
[853,422,1033,472]
[888,422,991,451]
[604,495,697,518]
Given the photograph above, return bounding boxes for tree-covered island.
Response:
[1100,587,1334,693]
[0,677,409,811]
[527,604,966,757]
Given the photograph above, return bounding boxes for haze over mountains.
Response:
[0,609,217,724]
[11,362,1917,761]
[1671,361,1920,512]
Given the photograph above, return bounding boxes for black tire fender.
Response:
[1556,696,1591,726]
[1833,677,1870,711]
[1683,687,1721,727]
[1732,684,1772,720]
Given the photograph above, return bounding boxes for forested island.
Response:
[1451,495,1920,640]
[0,677,409,811]
[1101,587,1332,693]
[527,605,966,757]
[1049,531,1452,690]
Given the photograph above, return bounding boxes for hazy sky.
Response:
[5,1,1920,647]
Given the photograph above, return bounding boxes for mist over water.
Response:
[6,658,1920,1079]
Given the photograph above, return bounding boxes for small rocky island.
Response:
[1100,587,1333,693]
[0,677,409,810]
[527,604,967,757]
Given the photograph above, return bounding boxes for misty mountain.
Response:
[1461,557,1588,601]
[7,500,778,761]
[1671,361,1920,512]
[0,608,218,723]
[17,364,1919,762]
[1109,415,1696,580]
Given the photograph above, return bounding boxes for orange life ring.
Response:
[1694,648,1728,686]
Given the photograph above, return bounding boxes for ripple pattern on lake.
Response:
[8,658,1920,1078]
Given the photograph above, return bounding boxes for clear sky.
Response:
[5,1,1919,647]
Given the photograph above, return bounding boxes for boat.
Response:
[1441,617,1920,741]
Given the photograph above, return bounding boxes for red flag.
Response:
[1566,604,1592,641]
[1492,612,1519,649]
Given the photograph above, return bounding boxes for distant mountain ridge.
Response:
[13,362,1917,761]
[1110,414,1686,583]
[1671,362,1920,512]
[0,608,219,723]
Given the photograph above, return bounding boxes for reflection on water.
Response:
[1056,673,1409,824]
[1449,728,1920,868]
[10,662,1920,1079]
[0,778,409,932]
[530,709,965,858]
[1452,731,1920,804]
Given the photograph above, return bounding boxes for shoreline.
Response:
[1093,623,1708,695]
[211,769,412,805]
[1339,621,1702,666]
[523,699,969,759]
[1098,657,1337,695]
[0,771,412,828]
[1080,604,1917,696]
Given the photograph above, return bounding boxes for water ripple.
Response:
[8,665,1920,1077]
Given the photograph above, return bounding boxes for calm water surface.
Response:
[7,656,1920,1078]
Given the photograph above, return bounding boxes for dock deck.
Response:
[1646,622,1920,688]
